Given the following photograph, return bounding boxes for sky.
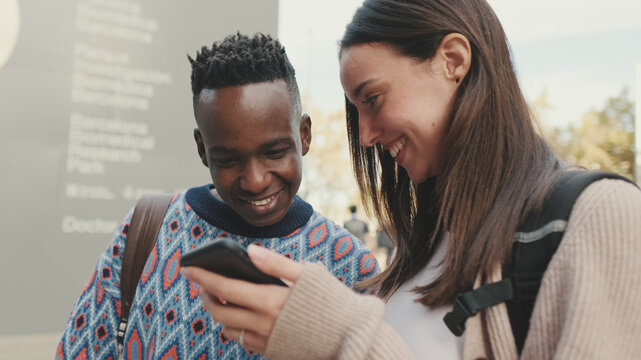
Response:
[278,0,641,129]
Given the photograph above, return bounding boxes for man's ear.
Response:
[437,33,471,84]
[193,128,209,167]
[300,113,312,156]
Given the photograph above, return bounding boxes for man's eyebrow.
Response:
[261,137,294,150]
[208,137,293,153]
[208,145,235,153]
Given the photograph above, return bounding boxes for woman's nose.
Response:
[358,115,380,147]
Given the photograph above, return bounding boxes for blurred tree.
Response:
[300,107,360,220]
[544,88,635,181]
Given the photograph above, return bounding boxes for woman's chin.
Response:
[407,167,437,184]
[408,171,428,184]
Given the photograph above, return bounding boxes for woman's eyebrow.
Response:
[351,78,377,99]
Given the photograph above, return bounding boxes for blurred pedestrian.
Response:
[376,225,394,266]
[343,204,369,242]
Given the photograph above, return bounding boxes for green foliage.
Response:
[546,88,635,181]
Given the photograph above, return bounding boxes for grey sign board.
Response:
[0,0,278,335]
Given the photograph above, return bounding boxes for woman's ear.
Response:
[438,33,471,84]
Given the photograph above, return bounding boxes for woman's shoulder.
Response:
[571,178,640,220]
[562,177,640,248]
[531,178,641,359]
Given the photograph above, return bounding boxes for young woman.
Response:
[182,0,641,358]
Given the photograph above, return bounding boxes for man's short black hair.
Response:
[349,205,357,213]
[188,32,300,110]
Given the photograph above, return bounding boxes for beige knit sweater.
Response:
[264,179,641,360]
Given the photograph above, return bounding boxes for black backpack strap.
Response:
[444,170,635,345]
[444,278,514,336]
[116,193,172,356]
[508,170,635,352]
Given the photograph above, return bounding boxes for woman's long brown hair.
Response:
[341,0,563,305]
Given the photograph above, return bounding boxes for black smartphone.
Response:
[180,237,287,286]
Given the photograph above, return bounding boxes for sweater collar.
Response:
[185,184,313,238]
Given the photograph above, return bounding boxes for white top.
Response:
[384,234,464,359]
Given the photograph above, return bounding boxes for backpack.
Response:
[116,194,173,358]
[443,170,637,354]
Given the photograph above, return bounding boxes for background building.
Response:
[0,1,278,357]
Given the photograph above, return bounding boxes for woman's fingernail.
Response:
[180,268,190,277]
[247,244,268,266]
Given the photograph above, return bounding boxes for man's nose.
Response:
[239,159,271,193]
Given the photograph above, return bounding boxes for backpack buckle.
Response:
[444,278,514,336]
[444,294,475,336]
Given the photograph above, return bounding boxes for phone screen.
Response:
[180,237,287,286]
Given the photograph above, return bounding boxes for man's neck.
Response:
[210,187,223,202]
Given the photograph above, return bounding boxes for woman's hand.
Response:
[180,244,304,354]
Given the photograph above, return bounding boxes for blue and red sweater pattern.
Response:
[57,185,379,360]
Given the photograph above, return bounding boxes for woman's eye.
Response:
[363,95,378,107]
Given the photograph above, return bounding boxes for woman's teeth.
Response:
[249,196,274,206]
[389,138,406,158]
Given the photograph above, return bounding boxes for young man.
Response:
[57,33,379,360]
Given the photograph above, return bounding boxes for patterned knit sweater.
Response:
[57,184,379,360]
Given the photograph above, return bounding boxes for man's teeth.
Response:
[249,196,274,206]
[389,138,406,158]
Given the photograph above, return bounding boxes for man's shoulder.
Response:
[157,190,196,222]
[297,213,379,286]
[305,212,377,257]
[299,212,367,251]
[310,211,358,237]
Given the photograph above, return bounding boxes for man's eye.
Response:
[266,149,288,159]
[212,157,237,166]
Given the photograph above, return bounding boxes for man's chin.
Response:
[244,212,286,228]
[237,204,288,227]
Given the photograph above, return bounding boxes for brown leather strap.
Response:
[120,193,173,322]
